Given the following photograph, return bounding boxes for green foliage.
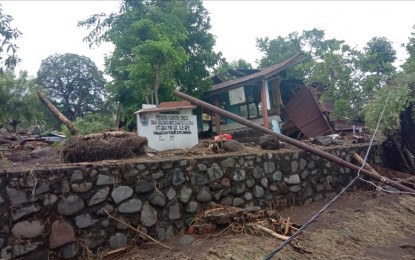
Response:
[402,25,415,73]
[257,29,397,120]
[365,74,414,136]
[213,58,254,81]
[0,4,21,72]
[0,71,44,131]
[60,113,114,136]
[37,53,107,121]
[79,0,220,126]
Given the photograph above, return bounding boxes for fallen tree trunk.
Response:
[38,93,147,163]
[37,92,79,136]
[173,90,415,195]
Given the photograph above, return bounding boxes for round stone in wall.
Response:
[57,195,85,216]
[186,201,198,213]
[49,220,75,249]
[75,214,97,229]
[233,169,246,181]
[43,194,58,206]
[111,186,133,204]
[196,187,212,203]
[253,185,264,198]
[233,197,244,207]
[140,203,158,227]
[88,187,109,206]
[109,233,127,249]
[118,198,143,213]
[178,186,192,203]
[12,220,44,239]
[148,191,166,207]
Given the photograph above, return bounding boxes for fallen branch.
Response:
[248,224,290,241]
[104,210,172,250]
[37,92,79,136]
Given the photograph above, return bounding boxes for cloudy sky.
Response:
[2,1,415,77]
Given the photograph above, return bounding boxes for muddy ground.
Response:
[4,135,413,260]
[105,190,415,260]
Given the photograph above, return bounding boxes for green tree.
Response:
[257,29,397,120]
[402,25,415,73]
[0,4,21,72]
[213,58,254,81]
[79,0,220,125]
[37,53,107,121]
[0,71,44,132]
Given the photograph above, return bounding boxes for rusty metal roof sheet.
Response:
[284,86,331,138]
[204,53,305,97]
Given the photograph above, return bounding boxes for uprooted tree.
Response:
[37,93,147,163]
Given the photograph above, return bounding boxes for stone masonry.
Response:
[0,143,383,259]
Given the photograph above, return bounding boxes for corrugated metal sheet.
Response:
[284,86,331,138]
[204,53,305,97]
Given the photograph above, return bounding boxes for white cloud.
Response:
[1,0,414,77]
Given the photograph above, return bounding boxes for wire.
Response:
[359,177,415,196]
[263,87,393,260]
[263,173,361,260]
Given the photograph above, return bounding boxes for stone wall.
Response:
[0,144,383,259]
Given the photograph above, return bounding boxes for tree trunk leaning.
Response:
[37,92,80,136]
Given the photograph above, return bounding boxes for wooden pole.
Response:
[214,95,221,134]
[261,80,269,128]
[173,90,415,195]
[37,92,80,136]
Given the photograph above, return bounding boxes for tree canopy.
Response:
[0,4,21,72]
[256,29,397,120]
[37,53,107,121]
[0,71,43,132]
[79,0,221,124]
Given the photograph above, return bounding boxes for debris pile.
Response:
[0,129,60,165]
[61,131,147,163]
[188,205,312,253]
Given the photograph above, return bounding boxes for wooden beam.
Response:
[214,95,221,134]
[261,80,269,128]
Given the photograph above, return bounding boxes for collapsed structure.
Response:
[198,54,363,139]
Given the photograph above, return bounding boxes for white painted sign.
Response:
[137,109,198,151]
[229,86,246,105]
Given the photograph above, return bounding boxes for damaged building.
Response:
[199,54,364,140]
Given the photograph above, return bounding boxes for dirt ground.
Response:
[104,190,415,260]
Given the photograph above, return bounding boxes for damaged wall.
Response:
[0,144,383,259]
